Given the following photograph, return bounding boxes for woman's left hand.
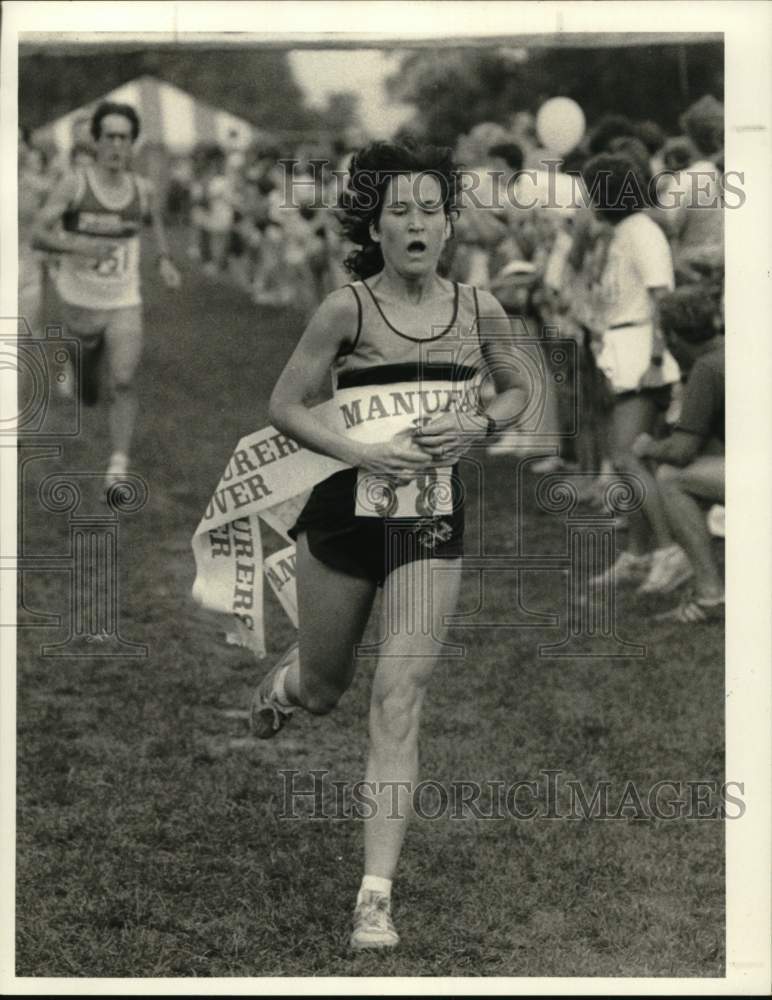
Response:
[411,411,483,463]
[637,362,664,390]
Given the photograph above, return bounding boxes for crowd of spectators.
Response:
[165,137,352,315]
[19,93,726,622]
[442,95,725,621]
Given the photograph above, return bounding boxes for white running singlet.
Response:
[56,167,146,310]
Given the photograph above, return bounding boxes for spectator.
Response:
[252,221,294,307]
[188,144,212,264]
[586,113,638,156]
[541,204,616,496]
[202,146,235,277]
[449,141,512,288]
[608,135,652,184]
[635,119,667,174]
[18,132,52,334]
[654,135,695,208]
[661,95,724,283]
[582,152,684,589]
[632,285,724,622]
[165,155,192,226]
[481,142,535,310]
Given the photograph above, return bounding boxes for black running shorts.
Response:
[289,467,464,586]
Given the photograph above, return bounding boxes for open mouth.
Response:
[407,240,427,254]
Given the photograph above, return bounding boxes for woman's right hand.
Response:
[356,433,434,481]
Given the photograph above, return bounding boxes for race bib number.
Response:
[355,467,454,519]
[90,244,130,278]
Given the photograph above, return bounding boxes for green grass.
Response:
[16,233,725,977]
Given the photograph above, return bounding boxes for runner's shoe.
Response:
[250,644,297,740]
[350,891,400,951]
[589,550,651,588]
[104,451,129,491]
[637,544,694,594]
[707,504,725,539]
[655,594,725,624]
[530,455,565,474]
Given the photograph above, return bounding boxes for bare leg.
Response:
[364,557,462,880]
[656,457,725,599]
[610,394,673,553]
[209,231,229,272]
[104,307,143,460]
[280,532,378,712]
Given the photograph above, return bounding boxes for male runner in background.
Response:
[33,101,181,485]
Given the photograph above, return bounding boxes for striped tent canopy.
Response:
[32,75,262,154]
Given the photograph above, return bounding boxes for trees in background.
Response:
[19,47,360,139]
[19,40,722,149]
[386,43,724,146]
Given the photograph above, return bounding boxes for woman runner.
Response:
[251,140,527,950]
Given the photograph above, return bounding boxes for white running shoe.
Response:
[590,550,652,588]
[707,504,725,539]
[350,891,399,951]
[250,644,297,740]
[104,452,129,489]
[637,544,694,595]
[529,455,565,474]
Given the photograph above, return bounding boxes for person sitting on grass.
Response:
[632,285,724,622]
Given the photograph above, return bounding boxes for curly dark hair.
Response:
[581,151,651,224]
[91,102,141,142]
[339,138,461,279]
[608,136,652,185]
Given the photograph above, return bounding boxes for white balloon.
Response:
[536,98,586,156]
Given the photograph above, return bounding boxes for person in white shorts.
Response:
[581,151,688,593]
[33,101,181,484]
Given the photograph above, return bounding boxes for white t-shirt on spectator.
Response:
[599,212,674,328]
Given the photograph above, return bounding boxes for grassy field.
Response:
[16,235,725,978]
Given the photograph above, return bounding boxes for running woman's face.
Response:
[372,173,450,277]
[95,114,135,172]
